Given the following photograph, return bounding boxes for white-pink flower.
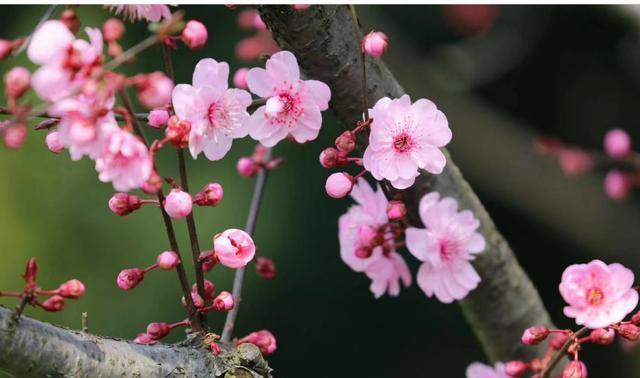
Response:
[559,260,638,329]
[95,129,153,192]
[406,192,486,303]
[172,58,252,161]
[108,5,172,22]
[466,362,509,378]
[28,21,103,102]
[363,95,452,190]
[246,51,331,147]
[214,228,256,268]
[365,251,412,298]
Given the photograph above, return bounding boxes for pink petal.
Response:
[266,51,300,84]
[28,20,74,65]
[246,68,274,98]
[303,79,331,111]
[193,58,229,93]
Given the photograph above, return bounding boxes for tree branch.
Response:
[0,306,271,378]
[258,5,554,362]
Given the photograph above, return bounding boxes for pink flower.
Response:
[156,251,180,270]
[212,291,234,311]
[365,252,412,298]
[237,330,277,356]
[27,21,103,102]
[163,189,193,219]
[2,123,27,149]
[406,192,486,303]
[193,182,224,207]
[559,260,638,329]
[604,128,631,158]
[41,295,65,312]
[604,170,631,200]
[214,228,256,268]
[45,131,65,153]
[237,157,259,177]
[246,51,331,147]
[147,108,170,128]
[108,193,142,216]
[108,5,172,22]
[172,58,252,160]
[95,129,153,192]
[363,95,452,189]
[325,172,354,199]
[466,362,509,378]
[57,279,86,298]
[103,18,125,42]
[562,361,587,378]
[362,31,389,57]
[135,71,174,109]
[182,20,208,50]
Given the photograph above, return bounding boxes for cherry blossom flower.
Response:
[559,260,638,329]
[365,252,412,298]
[406,192,486,303]
[108,5,172,22]
[213,228,256,268]
[363,95,452,189]
[95,129,153,192]
[27,21,103,102]
[246,51,331,147]
[172,58,252,160]
[466,362,509,378]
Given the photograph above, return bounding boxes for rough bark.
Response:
[0,306,272,378]
[258,5,553,362]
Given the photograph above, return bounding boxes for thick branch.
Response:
[0,306,271,378]
[258,5,553,361]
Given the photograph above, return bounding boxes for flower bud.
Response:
[604,128,631,158]
[109,193,142,216]
[604,170,631,200]
[117,268,144,290]
[58,279,86,298]
[141,171,162,195]
[589,328,615,345]
[146,322,171,339]
[255,256,276,279]
[559,149,592,176]
[521,326,549,345]
[133,333,156,345]
[362,31,389,57]
[163,189,193,219]
[214,229,256,268]
[562,361,587,378]
[619,323,640,341]
[237,329,277,356]
[183,292,205,308]
[386,200,406,220]
[3,123,27,149]
[23,257,38,285]
[41,295,65,312]
[103,18,125,43]
[4,66,30,99]
[504,361,528,377]
[550,333,570,350]
[237,157,259,178]
[165,116,191,148]
[147,108,170,129]
[325,172,354,199]
[335,131,356,153]
[135,71,174,109]
[319,147,340,168]
[210,341,222,355]
[213,291,234,311]
[193,279,216,300]
[233,68,249,89]
[156,251,180,270]
[193,183,224,207]
[60,9,80,34]
[0,39,15,60]
[199,250,217,272]
[45,131,64,154]
[631,311,640,326]
[182,20,208,49]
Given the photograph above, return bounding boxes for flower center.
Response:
[393,132,413,153]
[439,238,460,261]
[586,287,604,306]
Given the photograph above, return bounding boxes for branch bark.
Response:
[258,5,554,362]
[0,306,272,378]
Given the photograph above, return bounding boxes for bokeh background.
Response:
[2,4,640,377]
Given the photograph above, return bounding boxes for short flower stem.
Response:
[540,327,589,378]
[221,148,272,342]
[143,264,159,274]
[13,294,30,318]
[140,199,159,205]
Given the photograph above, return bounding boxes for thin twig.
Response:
[221,148,272,342]
[349,4,369,120]
[13,5,58,55]
[103,34,159,72]
[540,327,589,378]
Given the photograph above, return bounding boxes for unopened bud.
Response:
[619,323,640,341]
[60,9,80,34]
[4,66,30,99]
[233,68,249,89]
[386,200,406,220]
[182,20,208,49]
[147,108,170,129]
[3,123,27,149]
[237,329,277,356]
[631,311,640,326]
[133,333,156,345]
[210,341,222,355]
[325,172,354,199]
[108,193,142,216]
[335,131,356,153]
[141,171,162,195]
[23,257,38,285]
[45,131,64,154]
[362,31,389,57]
[319,147,348,168]
[156,251,180,270]
[521,326,549,345]
[41,295,65,312]
[58,279,86,298]
[212,291,234,311]
[589,328,615,345]
[163,189,192,219]
[135,72,174,109]
[165,116,191,148]
[504,361,528,377]
[117,268,144,290]
[562,361,587,378]
[183,292,205,308]
[551,333,570,350]
[255,256,276,279]
[146,322,171,339]
[199,250,217,272]
[193,183,224,207]
[103,18,125,42]
[193,279,216,300]
[237,157,259,178]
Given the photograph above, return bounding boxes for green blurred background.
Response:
[2,4,640,377]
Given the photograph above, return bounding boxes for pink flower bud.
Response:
[45,131,64,154]
[133,333,156,345]
[237,329,277,356]
[163,189,193,219]
[237,9,258,30]
[521,326,549,345]
[619,323,640,341]
[117,268,144,291]
[0,39,15,60]
[199,250,217,272]
[184,292,205,308]
[60,9,80,34]
[3,123,27,149]
[362,31,389,57]
[193,279,216,300]
[141,171,162,195]
[41,295,65,312]
[182,20,208,49]
[504,361,528,377]
[233,68,249,89]
[355,246,372,259]
[156,251,180,270]
[335,131,355,153]
[255,256,276,279]
[386,200,406,220]
[4,66,30,99]
[146,322,171,339]
[194,183,224,207]
[109,193,142,216]
[210,341,222,355]
[319,147,348,168]
[147,109,170,129]
[214,229,256,268]
[253,13,267,30]
[292,4,312,11]
[604,170,631,200]
[23,257,38,285]
[213,291,234,311]
[562,361,587,378]
[551,333,570,350]
[632,311,640,326]
[165,116,191,148]
[58,279,86,298]
[325,172,354,199]
[103,18,125,43]
[589,328,615,345]
[135,72,174,109]
[237,157,259,177]
[604,128,631,158]
[559,149,592,176]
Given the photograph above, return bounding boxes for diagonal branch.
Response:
[258,5,554,362]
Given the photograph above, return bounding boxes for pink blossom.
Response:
[604,170,631,200]
[172,58,252,160]
[233,68,249,89]
[28,21,103,102]
[108,193,142,216]
[147,108,170,128]
[117,268,144,290]
[466,362,509,378]
[559,260,638,329]
[237,157,259,177]
[163,189,193,219]
[182,20,208,50]
[363,95,452,189]
[237,330,277,356]
[3,123,27,149]
[57,279,86,298]
[256,256,276,279]
[325,172,354,199]
[44,131,63,153]
[108,5,172,22]
[212,291,234,311]
[362,31,389,58]
[41,295,65,312]
[156,251,180,270]
[604,128,631,158]
[4,66,31,99]
[103,18,125,42]
[246,51,331,147]
[406,192,486,303]
[214,228,256,268]
[136,72,174,109]
[95,129,153,192]
[365,252,412,298]
[562,361,587,378]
